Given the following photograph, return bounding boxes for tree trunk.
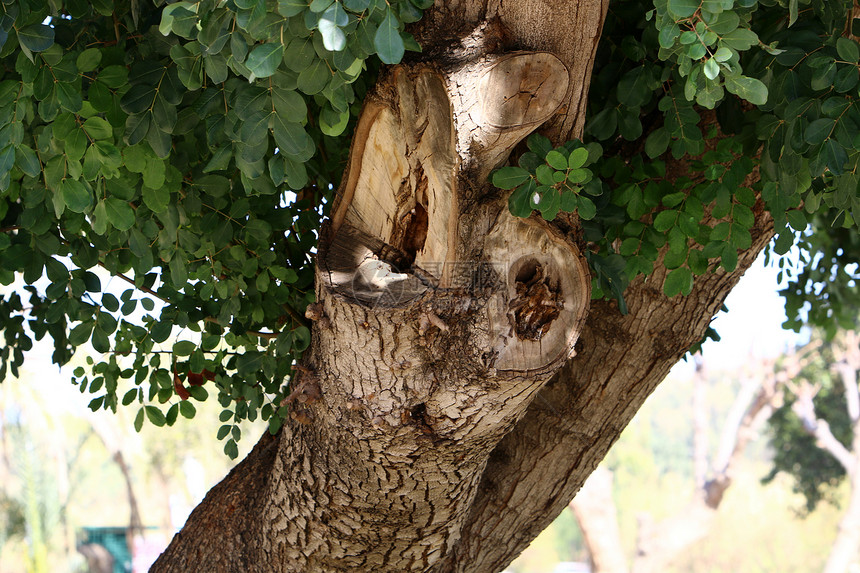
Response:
[152,2,775,571]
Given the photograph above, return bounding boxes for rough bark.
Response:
[153,1,778,571]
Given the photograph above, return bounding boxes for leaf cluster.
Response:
[0,0,428,456]
[497,0,860,334]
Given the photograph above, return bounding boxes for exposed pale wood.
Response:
[155,43,589,570]
[449,52,569,177]
[482,215,589,373]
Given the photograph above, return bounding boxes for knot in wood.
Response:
[509,260,563,340]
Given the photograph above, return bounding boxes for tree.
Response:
[765,330,860,573]
[1,0,859,570]
[570,350,804,573]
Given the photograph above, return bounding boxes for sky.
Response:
[671,250,807,377]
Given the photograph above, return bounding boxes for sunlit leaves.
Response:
[496,134,601,226]
[723,73,768,105]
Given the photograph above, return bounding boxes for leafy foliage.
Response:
[496,0,860,330]
[0,0,428,457]
[3,0,860,456]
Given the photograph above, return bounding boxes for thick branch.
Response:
[445,199,774,571]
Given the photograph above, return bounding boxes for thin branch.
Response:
[102,263,168,303]
[202,317,278,340]
[102,266,306,336]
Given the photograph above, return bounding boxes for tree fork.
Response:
[154,37,591,572]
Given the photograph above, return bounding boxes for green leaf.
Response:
[179,400,196,419]
[169,256,188,287]
[143,185,170,213]
[823,138,848,175]
[653,209,677,232]
[76,48,103,72]
[246,43,284,79]
[99,65,129,88]
[18,24,54,53]
[374,10,405,65]
[15,145,40,177]
[319,3,348,51]
[703,58,719,80]
[492,166,530,190]
[122,389,139,406]
[567,147,589,170]
[83,116,113,140]
[91,200,108,235]
[535,164,555,186]
[345,0,371,9]
[61,179,93,213]
[145,405,166,427]
[69,322,94,346]
[538,187,560,220]
[788,0,798,26]
[720,28,759,51]
[644,127,670,158]
[668,0,698,18]
[663,267,693,298]
[102,293,119,312]
[121,85,158,116]
[805,118,834,145]
[279,0,308,16]
[617,66,653,108]
[837,38,860,63]
[273,88,308,122]
[724,74,767,106]
[720,242,738,271]
[173,340,196,356]
[508,181,535,218]
[273,116,311,156]
[713,47,733,62]
[134,408,145,432]
[151,321,172,343]
[577,195,597,220]
[319,107,349,136]
[105,198,135,231]
[297,59,330,95]
[545,150,568,171]
[224,438,239,459]
[91,326,111,353]
[165,403,178,426]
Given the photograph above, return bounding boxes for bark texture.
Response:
[153,1,779,571]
